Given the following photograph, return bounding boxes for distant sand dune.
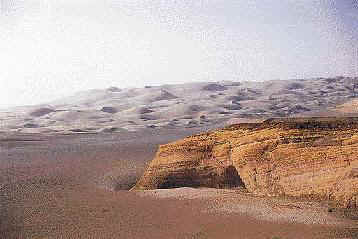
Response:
[1,77,357,134]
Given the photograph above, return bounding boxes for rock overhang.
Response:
[133,117,358,208]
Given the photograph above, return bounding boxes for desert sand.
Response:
[1,77,357,134]
[1,78,358,238]
[1,128,357,239]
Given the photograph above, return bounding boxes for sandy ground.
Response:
[0,129,357,239]
[136,187,356,225]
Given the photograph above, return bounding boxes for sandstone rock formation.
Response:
[134,117,358,208]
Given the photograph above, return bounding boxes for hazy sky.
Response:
[0,0,357,108]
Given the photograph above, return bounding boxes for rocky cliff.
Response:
[133,117,358,208]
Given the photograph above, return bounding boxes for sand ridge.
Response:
[1,76,357,134]
[135,187,355,226]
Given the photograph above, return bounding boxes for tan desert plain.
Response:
[1,77,358,238]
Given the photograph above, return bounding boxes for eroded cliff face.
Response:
[133,118,358,208]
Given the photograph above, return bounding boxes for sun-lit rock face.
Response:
[134,117,358,208]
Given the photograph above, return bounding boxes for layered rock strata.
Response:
[134,118,358,208]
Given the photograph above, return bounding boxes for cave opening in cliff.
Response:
[223,166,245,188]
[157,166,246,189]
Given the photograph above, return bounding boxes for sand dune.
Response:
[335,99,358,114]
[1,75,358,237]
[1,77,357,134]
